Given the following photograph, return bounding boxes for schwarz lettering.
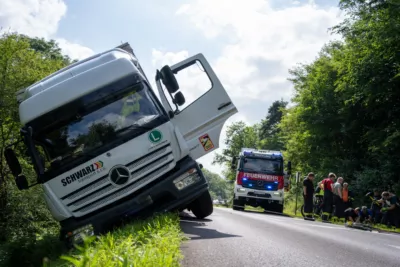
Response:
[61,161,104,186]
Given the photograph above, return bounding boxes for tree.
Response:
[0,32,72,245]
[280,0,400,194]
[213,121,261,181]
[20,34,77,65]
[202,169,232,201]
[259,99,288,151]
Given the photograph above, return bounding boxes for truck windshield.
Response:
[31,80,167,179]
[242,157,282,174]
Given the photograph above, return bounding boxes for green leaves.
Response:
[214,1,400,197]
[0,32,74,267]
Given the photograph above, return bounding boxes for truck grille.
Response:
[60,143,175,217]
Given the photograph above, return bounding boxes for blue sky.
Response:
[0,0,344,176]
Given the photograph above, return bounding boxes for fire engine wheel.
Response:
[190,190,214,219]
[274,204,284,213]
[232,197,245,211]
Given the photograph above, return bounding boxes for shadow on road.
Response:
[179,212,241,240]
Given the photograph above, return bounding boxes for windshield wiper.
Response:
[115,124,154,135]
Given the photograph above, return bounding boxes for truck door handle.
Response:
[218,102,232,110]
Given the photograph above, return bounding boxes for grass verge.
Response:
[55,213,184,267]
[283,200,400,234]
[4,212,185,267]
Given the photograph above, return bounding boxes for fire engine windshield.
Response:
[242,157,283,174]
[29,79,167,179]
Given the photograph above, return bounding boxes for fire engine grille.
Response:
[242,180,279,191]
[61,144,175,217]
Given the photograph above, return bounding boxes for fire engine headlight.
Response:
[237,188,246,192]
[173,168,201,190]
[273,192,282,196]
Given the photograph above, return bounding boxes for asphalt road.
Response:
[180,207,400,267]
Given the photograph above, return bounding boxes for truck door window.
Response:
[163,60,212,111]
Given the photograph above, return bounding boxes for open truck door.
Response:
[155,54,238,160]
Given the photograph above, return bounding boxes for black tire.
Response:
[275,204,284,213]
[190,190,213,219]
[233,197,245,211]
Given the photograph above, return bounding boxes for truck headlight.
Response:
[273,192,282,197]
[173,168,201,190]
[237,188,246,192]
[66,224,94,243]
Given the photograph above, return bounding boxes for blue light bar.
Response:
[267,185,272,189]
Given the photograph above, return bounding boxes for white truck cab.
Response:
[4,43,237,245]
[231,148,291,213]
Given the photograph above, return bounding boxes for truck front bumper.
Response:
[59,156,208,239]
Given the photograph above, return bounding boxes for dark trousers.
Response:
[322,190,333,220]
[371,207,382,224]
[382,208,400,228]
[303,195,314,217]
[333,195,344,218]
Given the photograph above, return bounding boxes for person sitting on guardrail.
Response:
[344,207,360,226]
[380,191,400,228]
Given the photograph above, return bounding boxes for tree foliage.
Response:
[202,168,232,201]
[0,32,75,266]
[213,1,400,196]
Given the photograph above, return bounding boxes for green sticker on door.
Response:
[148,129,163,143]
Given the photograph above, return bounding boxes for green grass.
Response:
[44,213,185,267]
[283,200,400,234]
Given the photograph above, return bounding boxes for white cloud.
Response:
[56,38,95,60]
[0,0,93,60]
[0,0,67,37]
[176,0,344,103]
[170,0,345,175]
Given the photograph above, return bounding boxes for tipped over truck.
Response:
[3,43,238,245]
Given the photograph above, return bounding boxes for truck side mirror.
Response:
[287,161,292,175]
[231,156,237,170]
[173,92,185,106]
[15,174,29,191]
[4,148,22,177]
[198,163,203,169]
[160,65,179,94]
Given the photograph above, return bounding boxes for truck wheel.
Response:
[233,198,245,211]
[275,204,284,213]
[190,190,213,219]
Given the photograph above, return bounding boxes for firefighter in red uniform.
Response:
[321,173,336,222]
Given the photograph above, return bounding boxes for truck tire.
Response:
[233,197,245,211]
[190,190,213,219]
[275,204,284,213]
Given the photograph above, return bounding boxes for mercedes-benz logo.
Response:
[257,180,264,186]
[109,165,131,186]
